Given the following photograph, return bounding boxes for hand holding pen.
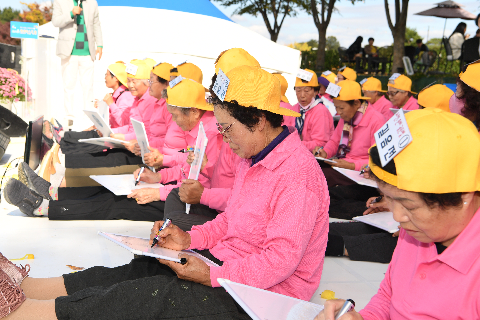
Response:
[151,219,172,248]
[314,299,357,320]
[135,167,145,186]
[149,219,191,250]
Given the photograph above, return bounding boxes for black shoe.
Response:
[17,162,51,200]
[3,179,44,217]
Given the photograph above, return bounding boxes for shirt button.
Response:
[420,273,426,280]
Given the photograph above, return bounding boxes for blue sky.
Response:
[3,0,479,47]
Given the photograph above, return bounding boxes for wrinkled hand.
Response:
[72,6,82,15]
[133,167,161,184]
[186,146,208,171]
[96,47,102,60]
[359,165,371,179]
[314,299,363,320]
[133,143,142,156]
[159,254,212,287]
[127,188,160,204]
[84,125,96,132]
[330,159,356,170]
[103,93,114,105]
[123,139,137,154]
[363,196,389,215]
[392,228,400,237]
[149,220,191,250]
[179,179,204,204]
[144,146,163,167]
[110,133,125,141]
[313,147,327,158]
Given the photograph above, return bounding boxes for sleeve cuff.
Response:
[158,186,167,202]
[70,11,74,19]
[187,230,204,250]
[209,266,222,287]
[98,46,103,48]
[124,132,136,141]
[199,188,210,207]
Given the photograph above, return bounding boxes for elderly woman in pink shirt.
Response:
[0,64,329,320]
[314,80,386,187]
[317,108,480,320]
[361,77,394,120]
[386,74,419,111]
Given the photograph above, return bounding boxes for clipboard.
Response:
[130,118,155,171]
[186,121,208,214]
[78,137,126,149]
[353,211,399,233]
[332,167,378,188]
[390,108,412,114]
[97,100,110,126]
[84,110,113,138]
[90,174,163,196]
[315,156,337,164]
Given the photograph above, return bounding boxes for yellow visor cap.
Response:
[369,108,480,193]
[460,60,480,92]
[362,77,386,92]
[166,78,213,111]
[334,80,371,101]
[295,69,319,87]
[126,60,150,80]
[418,84,453,112]
[177,63,203,84]
[215,48,260,75]
[273,73,289,103]
[338,67,357,81]
[143,58,157,70]
[108,62,128,87]
[152,62,174,82]
[224,65,300,117]
[387,74,416,94]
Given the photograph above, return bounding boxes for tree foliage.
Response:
[0,7,20,23]
[404,26,421,46]
[213,0,302,42]
[19,2,52,25]
[326,35,339,51]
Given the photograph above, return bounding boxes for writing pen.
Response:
[178,147,194,153]
[314,146,324,157]
[151,219,172,248]
[135,167,145,186]
[359,165,369,175]
[335,299,355,320]
[371,195,383,204]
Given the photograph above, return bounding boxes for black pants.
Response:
[329,184,380,220]
[48,186,165,221]
[164,188,220,231]
[325,222,398,263]
[56,256,249,320]
[318,161,356,188]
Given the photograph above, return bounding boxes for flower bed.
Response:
[0,67,32,102]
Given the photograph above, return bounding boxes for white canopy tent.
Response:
[22,4,301,125]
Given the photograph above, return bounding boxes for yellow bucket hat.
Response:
[295,69,319,87]
[361,77,386,92]
[272,73,289,103]
[338,67,357,81]
[417,84,453,112]
[152,62,174,82]
[369,108,480,193]
[215,48,260,75]
[143,58,157,70]
[334,80,370,101]
[387,74,416,94]
[223,65,300,117]
[108,62,128,87]
[126,60,150,80]
[321,70,336,83]
[177,62,203,84]
[166,78,213,111]
[459,60,480,92]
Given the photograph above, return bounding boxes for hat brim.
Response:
[168,103,214,111]
[334,96,371,101]
[281,95,289,103]
[277,106,300,117]
[388,83,417,94]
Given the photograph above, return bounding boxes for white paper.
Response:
[359,78,368,85]
[78,137,125,149]
[218,279,324,320]
[353,211,399,233]
[320,97,336,117]
[99,232,219,267]
[374,109,412,167]
[130,118,154,171]
[296,69,314,82]
[97,100,110,126]
[325,83,341,98]
[315,156,337,164]
[125,63,138,75]
[84,110,113,138]
[169,75,184,88]
[212,69,230,101]
[390,108,412,114]
[322,70,332,76]
[186,121,208,214]
[90,174,163,196]
[333,167,378,188]
[389,73,401,81]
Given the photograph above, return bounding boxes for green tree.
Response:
[384,0,411,73]
[0,7,21,23]
[213,0,302,42]
[326,35,339,51]
[404,26,421,46]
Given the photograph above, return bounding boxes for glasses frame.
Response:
[387,90,400,97]
[148,79,159,86]
[216,122,235,141]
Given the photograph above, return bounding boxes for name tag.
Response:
[322,70,332,76]
[359,78,368,85]
[169,75,184,88]
[325,83,341,97]
[154,62,163,68]
[374,109,412,167]
[125,63,138,76]
[339,66,346,72]
[297,69,314,82]
[389,73,401,81]
[212,69,230,101]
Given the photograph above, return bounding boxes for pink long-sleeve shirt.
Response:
[109,85,135,128]
[111,90,157,141]
[324,106,386,171]
[292,102,334,152]
[360,207,480,320]
[187,128,330,301]
[162,123,188,156]
[148,99,173,151]
[282,101,298,127]
[401,96,419,110]
[371,95,394,120]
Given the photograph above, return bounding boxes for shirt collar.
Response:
[356,103,375,127]
[251,126,290,167]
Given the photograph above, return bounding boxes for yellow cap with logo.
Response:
[272,73,289,103]
[417,84,453,112]
[369,108,480,193]
[215,48,261,75]
[224,65,300,117]
[334,80,370,101]
[177,62,203,84]
[387,74,416,94]
[459,60,480,92]
[126,60,150,80]
[361,77,386,92]
[338,67,357,81]
[108,62,128,87]
[166,78,213,111]
[152,62,174,82]
[295,69,319,87]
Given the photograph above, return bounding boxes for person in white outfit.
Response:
[449,22,469,60]
[52,0,103,127]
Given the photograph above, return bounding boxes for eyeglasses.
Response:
[216,122,235,141]
[148,79,159,85]
[387,90,400,97]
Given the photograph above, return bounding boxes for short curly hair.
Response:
[457,80,480,129]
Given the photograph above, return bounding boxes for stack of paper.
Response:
[90,174,162,196]
[353,211,399,233]
[333,167,377,188]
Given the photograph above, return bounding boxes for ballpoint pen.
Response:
[335,299,355,320]
[135,167,145,186]
[151,219,172,248]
